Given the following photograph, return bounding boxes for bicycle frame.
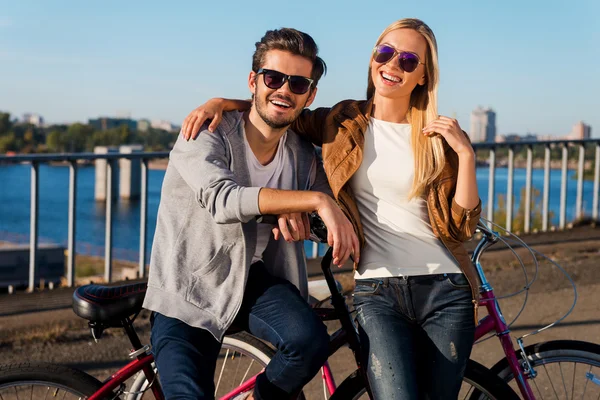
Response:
[472,226,536,399]
[89,353,163,400]
[86,226,539,400]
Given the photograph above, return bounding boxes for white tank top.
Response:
[351,118,460,279]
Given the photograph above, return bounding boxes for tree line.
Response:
[0,112,175,154]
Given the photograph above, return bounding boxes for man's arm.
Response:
[170,131,358,265]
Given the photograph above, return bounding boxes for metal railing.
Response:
[1,138,599,291]
[0,152,168,291]
[473,138,600,233]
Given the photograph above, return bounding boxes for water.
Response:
[0,164,596,262]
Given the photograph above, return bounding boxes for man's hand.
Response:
[272,213,310,242]
[316,197,360,268]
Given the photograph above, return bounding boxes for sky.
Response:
[1,0,599,137]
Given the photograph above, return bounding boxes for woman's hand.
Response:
[272,213,310,242]
[422,116,475,158]
[181,98,226,141]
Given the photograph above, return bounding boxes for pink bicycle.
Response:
[1,219,599,399]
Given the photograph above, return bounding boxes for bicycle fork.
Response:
[480,290,537,399]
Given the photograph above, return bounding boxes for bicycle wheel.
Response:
[0,362,104,399]
[491,340,600,399]
[128,331,306,399]
[331,359,519,400]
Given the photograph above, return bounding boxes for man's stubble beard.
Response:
[254,92,306,130]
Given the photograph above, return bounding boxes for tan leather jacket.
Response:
[292,99,483,318]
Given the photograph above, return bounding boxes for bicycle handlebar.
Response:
[256,213,328,243]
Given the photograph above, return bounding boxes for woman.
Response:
[182,18,481,399]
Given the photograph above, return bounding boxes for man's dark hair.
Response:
[252,28,327,87]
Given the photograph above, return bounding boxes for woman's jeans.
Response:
[353,273,476,399]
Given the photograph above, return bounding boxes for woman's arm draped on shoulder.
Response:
[290,107,332,147]
[182,98,251,140]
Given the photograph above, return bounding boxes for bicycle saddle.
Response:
[72,282,147,323]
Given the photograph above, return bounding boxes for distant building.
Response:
[151,119,179,132]
[88,117,137,131]
[569,121,592,140]
[22,113,44,127]
[470,107,497,143]
[137,119,151,132]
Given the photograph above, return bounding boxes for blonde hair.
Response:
[367,18,445,199]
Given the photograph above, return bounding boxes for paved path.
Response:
[1,226,600,398]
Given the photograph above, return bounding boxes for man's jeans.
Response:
[151,261,329,400]
[353,273,476,399]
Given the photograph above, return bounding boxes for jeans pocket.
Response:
[444,273,471,291]
[353,279,383,296]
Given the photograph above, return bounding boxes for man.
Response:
[144,28,359,400]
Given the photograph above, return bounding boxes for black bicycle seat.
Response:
[72,282,147,324]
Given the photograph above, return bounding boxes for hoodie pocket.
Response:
[186,244,233,309]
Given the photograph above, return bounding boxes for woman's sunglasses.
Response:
[372,44,425,73]
[256,68,314,95]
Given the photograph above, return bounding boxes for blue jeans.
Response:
[353,273,476,400]
[151,261,329,400]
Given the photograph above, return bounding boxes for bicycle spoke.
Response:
[14,386,19,400]
[559,362,568,399]
[44,386,50,400]
[215,348,230,394]
[240,359,255,386]
[542,364,560,399]
[582,365,592,400]
[232,352,243,386]
[30,385,33,400]
[532,376,545,400]
[572,363,577,400]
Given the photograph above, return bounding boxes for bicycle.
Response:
[1,216,599,399]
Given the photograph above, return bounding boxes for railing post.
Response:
[542,145,551,232]
[524,145,533,233]
[105,159,114,283]
[594,143,600,221]
[67,161,77,287]
[506,146,514,232]
[576,144,585,220]
[29,163,39,292]
[487,148,496,227]
[559,143,568,230]
[139,159,149,278]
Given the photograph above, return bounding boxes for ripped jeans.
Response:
[353,274,476,399]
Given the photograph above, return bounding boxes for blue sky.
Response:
[1,0,598,137]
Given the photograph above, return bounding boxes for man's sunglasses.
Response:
[256,68,314,95]
[372,44,425,73]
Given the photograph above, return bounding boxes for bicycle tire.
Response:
[0,362,104,398]
[128,331,307,400]
[490,339,600,398]
[331,359,519,400]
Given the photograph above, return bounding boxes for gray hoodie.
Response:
[143,111,331,340]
